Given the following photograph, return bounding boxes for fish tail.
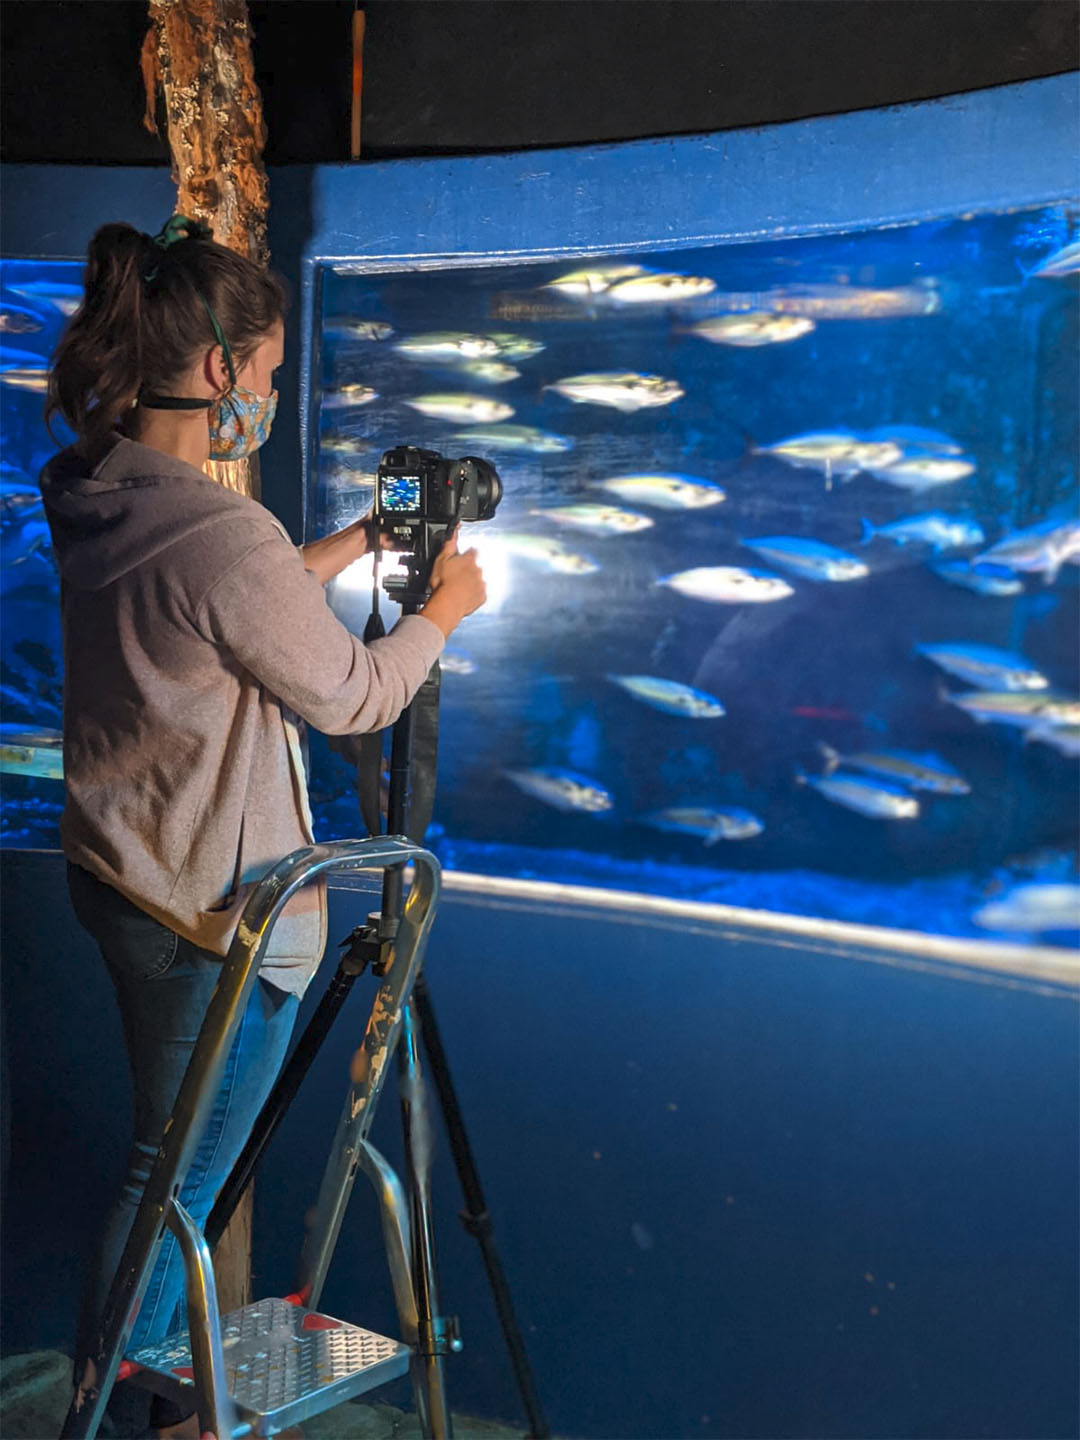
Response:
[859,518,877,545]
[817,742,841,775]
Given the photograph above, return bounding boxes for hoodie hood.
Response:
[38,434,257,591]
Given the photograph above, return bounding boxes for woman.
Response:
[40,216,485,1438]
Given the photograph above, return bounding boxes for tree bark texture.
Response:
[140,0,269,1313]
[141,0,271,500]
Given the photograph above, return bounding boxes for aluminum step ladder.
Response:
[62,837,452,1440]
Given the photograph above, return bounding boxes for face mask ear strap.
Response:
[193,289,237,389]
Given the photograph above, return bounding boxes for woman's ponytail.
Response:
[46,223,147,449]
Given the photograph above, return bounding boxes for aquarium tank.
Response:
[0,259,74,850]
[2,206,1077,951]
[300,205,1079,947]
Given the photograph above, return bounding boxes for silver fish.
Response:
[947,690,1080,730]
[452,424,572,453]
[607,675,725,718]
[860,513,984,552]
[818,742,970,795]
[7,279,83,315]
[394,332,500,362]
[593,474,726,510]
[748,281,942,319]
[869,455,975,490]
[542,264,650,297]
[685,312,815,346]
[503,766,614,813]
[916,643,1048,692]
[322,383,378,409]
[0,363,49,393]
[741,536,868,582]
[457,360,521,384]
[797,770,920,819]
[544,371,684,413]
[642,806,763,843]
[606,272,717,305]
[1025,721,1080,758]
[404,393,514,425]
[324,318,394,341]
[659,566,794,604]
[864,425,966,457]
[320,434,370,456]
[755,432,903,481]
[530,504,654,536]
[484,333,546,361]
[1029,241,1080,280]
[929,559,1023,597]
[974,519,1080,585]
[1,479,44,524]
[500,533,600,574]
[869,509,984,547]
[0,304,45,335]
[973,883,1080,933]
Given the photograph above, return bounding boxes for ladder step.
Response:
[125,1296,411,1434]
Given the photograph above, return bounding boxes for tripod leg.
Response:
[413,976,551,1440]
[398,1004,453,1440]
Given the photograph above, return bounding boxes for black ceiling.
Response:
[1,0,1076,165]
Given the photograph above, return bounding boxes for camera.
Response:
[374,445,503,584]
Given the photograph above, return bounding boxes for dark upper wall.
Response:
[1,0,1076,165]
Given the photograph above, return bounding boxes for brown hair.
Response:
[45,220,286,449]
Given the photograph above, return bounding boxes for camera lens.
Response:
[461,456,503,520]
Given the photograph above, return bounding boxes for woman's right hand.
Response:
[421,528,487,636]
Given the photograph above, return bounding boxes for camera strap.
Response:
[406,660,441,843]
[329,608,442,843]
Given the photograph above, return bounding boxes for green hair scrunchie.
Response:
[140,214,213,282]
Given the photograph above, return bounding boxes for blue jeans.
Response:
[67,863,301,1436]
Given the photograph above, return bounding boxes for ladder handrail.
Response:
[62,836,442,1440]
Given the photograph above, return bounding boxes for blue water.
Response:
[3,208,1078,949]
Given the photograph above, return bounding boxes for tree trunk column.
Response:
[142,0,271,499]
[141,0,271,1309]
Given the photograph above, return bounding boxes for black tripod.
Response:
[205,558,550,1440]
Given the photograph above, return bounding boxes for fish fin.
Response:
[817,742,841,775]
[704,827,725,847]
[794,767,808,786]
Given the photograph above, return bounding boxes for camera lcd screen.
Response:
[380,475,422,512]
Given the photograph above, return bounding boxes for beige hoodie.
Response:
[39,434,444,994]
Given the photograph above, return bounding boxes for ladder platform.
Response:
[126,1296,411,1434]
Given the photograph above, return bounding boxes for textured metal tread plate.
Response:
[127,1296,411,1430]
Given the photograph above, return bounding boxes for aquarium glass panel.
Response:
[308,204,1079,946]
[0,260,74,849]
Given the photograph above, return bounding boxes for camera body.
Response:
[374,445,502,583]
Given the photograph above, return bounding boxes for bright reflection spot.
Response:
[331,531,510,615]
[334,550,411,596]
[459,530,509,614]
